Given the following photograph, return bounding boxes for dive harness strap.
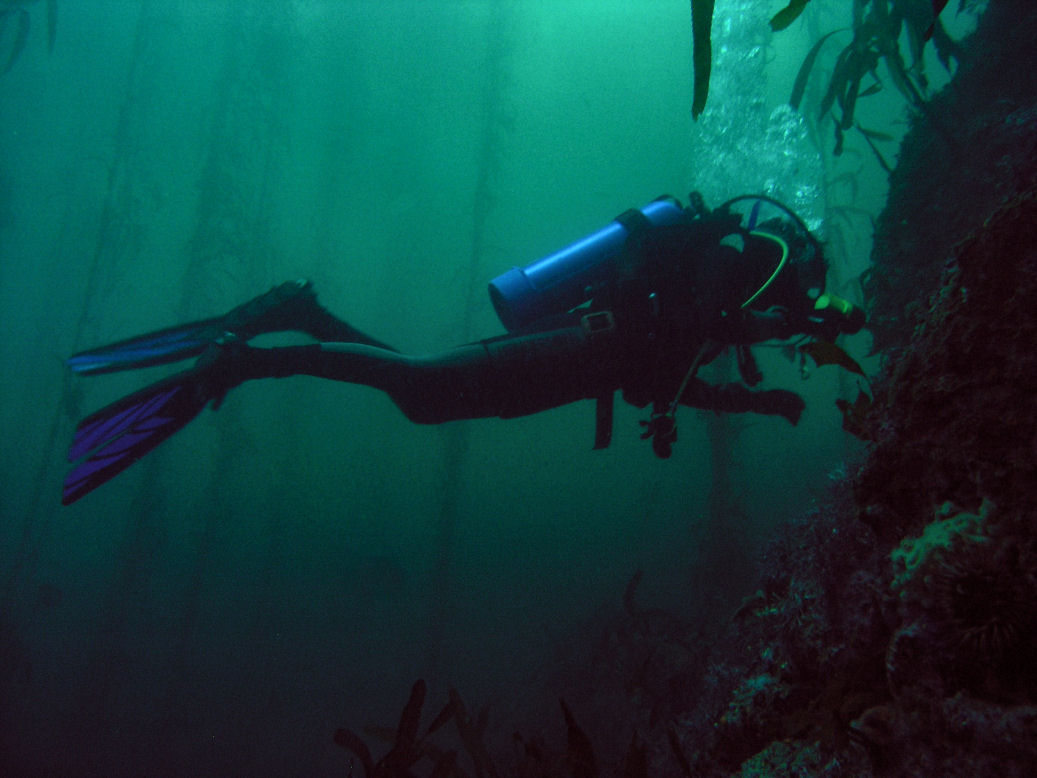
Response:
[593,391,614,450]
[614,206,653,239]
[581,310,617,451]
[588,203,671,450]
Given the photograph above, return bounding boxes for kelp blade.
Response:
[47,0,57,52]
[2,9,30,75]
[790,29,845,111]
[690,0,714,119]
[771,0,810,32]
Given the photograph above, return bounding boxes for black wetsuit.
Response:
[210,216,809,440]
[62,195,870,504]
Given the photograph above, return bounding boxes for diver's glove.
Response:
[806,294,866,340]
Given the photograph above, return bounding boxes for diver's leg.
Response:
[217,321,615,424]
[678,378,805,425]
[63,324,611,503]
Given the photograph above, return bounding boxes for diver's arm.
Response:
[678,377,805,425]
[705,307,794,344]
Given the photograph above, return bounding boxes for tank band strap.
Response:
[579,310,618,450]
[614,207,652,244]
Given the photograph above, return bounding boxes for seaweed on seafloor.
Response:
[335,679,668,778]
[543,569,707,766]
[559,699,597,778]
[334,679,460,778]
[448,688,499,778]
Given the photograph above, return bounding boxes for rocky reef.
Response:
[661,1,1037,774]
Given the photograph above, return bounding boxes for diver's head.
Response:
[717,195,826,315]
[716,195,866,338]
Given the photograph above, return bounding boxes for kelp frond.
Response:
[0,0,57,75]
[786,0,964,157]
[770,0,812,32]
[689,0,715,119]
[789,29,847,111]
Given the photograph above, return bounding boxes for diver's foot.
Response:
[223,280,396,350]
[66,281,321,377]
[222,279,318,339]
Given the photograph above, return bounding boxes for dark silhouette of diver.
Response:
[62,193,864,504]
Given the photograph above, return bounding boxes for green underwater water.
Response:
[0,0,970,774]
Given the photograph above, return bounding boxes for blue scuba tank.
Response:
[488,196,686,331]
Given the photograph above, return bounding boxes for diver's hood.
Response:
[716,195,826,301]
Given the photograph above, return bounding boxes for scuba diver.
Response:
[61,193,864,505]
